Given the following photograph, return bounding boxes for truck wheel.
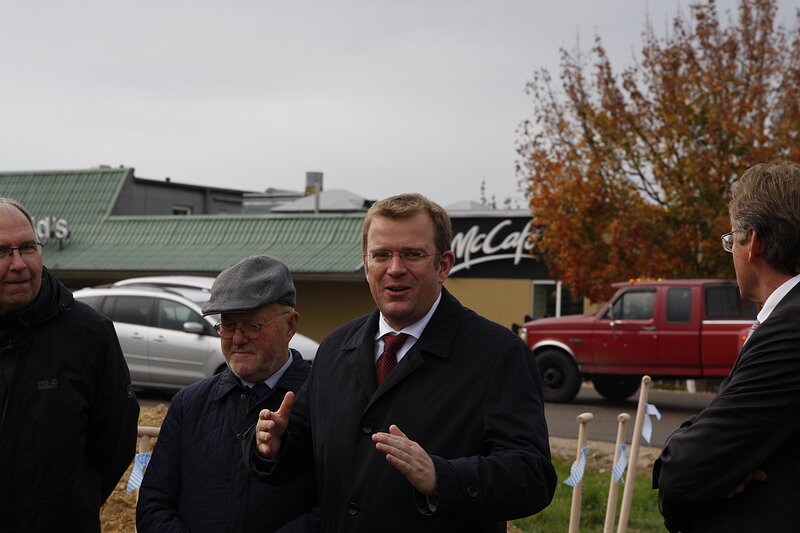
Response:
[592,375,640,401]
[536,350,581,403]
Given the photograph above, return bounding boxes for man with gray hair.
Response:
[137,255,317,533]
[0,197,139,531]
[655,161,800,532]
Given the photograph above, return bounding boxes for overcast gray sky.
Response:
[1,0,795,208]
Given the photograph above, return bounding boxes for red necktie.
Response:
[376,333,408,385]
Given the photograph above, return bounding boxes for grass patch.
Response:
[512,456,663,533]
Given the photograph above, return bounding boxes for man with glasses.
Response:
[0,197,139,531]
[251,194,556,532]
[137,255,317,533]
[655,161,800,532]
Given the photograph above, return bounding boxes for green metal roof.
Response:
[0,168,128,245]
[0,169,365,276]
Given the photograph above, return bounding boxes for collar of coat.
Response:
[338,288,467,399]
[342,287,463,359]
[0,268,72,351]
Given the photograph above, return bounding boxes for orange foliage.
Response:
[517,0,800,302]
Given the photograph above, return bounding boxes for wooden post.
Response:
[616,375,651,533]
[568,412,594,533]
[138,426,160,454]
[603,413,630,533]
[134,426,160,533]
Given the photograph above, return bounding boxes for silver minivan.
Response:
[73,283,318,391]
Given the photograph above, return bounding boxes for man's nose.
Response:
[386,254,408,275]
[231,327,249,344]
[7,249,28,270]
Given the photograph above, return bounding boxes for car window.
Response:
[666,287,692,323]
[156,298,204,332]
[604,289,656,320]
[102,295,153,327]
[76,295,104,312]
[705,285,758,319]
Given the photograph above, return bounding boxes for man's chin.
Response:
[0,290,36,314]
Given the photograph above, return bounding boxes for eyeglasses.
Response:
[214,311,291,339]
[0,242,43,261]
[721,229,747,253]
[363,251,435,264]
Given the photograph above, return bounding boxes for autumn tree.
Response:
[517,0,800,302]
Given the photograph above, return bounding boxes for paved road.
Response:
[545,384,715,449]
[139,383,715,450]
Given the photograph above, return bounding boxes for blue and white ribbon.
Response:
[612,443,627,482]
[641,403,661,444]
[564,446,589,486]
[126,452,152,493]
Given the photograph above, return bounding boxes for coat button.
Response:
[467,485,479,499]
[361,421,373,434]
[240,393,247,400]
[346,502,359,515]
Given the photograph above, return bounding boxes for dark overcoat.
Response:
[257,288,556,533]
[655,281,800,532]
[0,268,139,532]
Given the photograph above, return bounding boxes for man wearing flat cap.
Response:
[137,255,318,533]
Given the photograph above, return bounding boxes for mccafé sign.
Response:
[449,216,548,279]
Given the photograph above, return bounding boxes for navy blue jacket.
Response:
[137,350,315,533]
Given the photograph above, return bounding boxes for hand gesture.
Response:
[255,391,295,458]
[372,424,437,495]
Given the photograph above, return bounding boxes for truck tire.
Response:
[592,375,640,401]
[536,350,581,403]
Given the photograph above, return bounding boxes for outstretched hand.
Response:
[372,424,437,495]
[255,391,295,458]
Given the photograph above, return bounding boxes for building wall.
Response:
[294,279,375,342]
[445,277,532,331]
[112,177,244,215]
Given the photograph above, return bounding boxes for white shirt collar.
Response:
[757,273,800,324]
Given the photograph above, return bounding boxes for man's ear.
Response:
[286,311,299,338]
[747,230,764,263]
[437,250,456,283]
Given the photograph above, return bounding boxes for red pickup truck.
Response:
[518,279,757,403]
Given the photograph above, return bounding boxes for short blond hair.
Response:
[361,194,452,257]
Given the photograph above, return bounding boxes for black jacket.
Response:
[654,281,800,532]
[137,350,317,533]
[253,289,556,533]
[0,268,139,532]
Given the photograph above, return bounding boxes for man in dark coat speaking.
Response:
[0,197,139,532]
[251,194,556,532]
[137,255,317,532]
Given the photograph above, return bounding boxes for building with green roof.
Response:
[0,167,568,341]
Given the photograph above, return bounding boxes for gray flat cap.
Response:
[202,255,296,315]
